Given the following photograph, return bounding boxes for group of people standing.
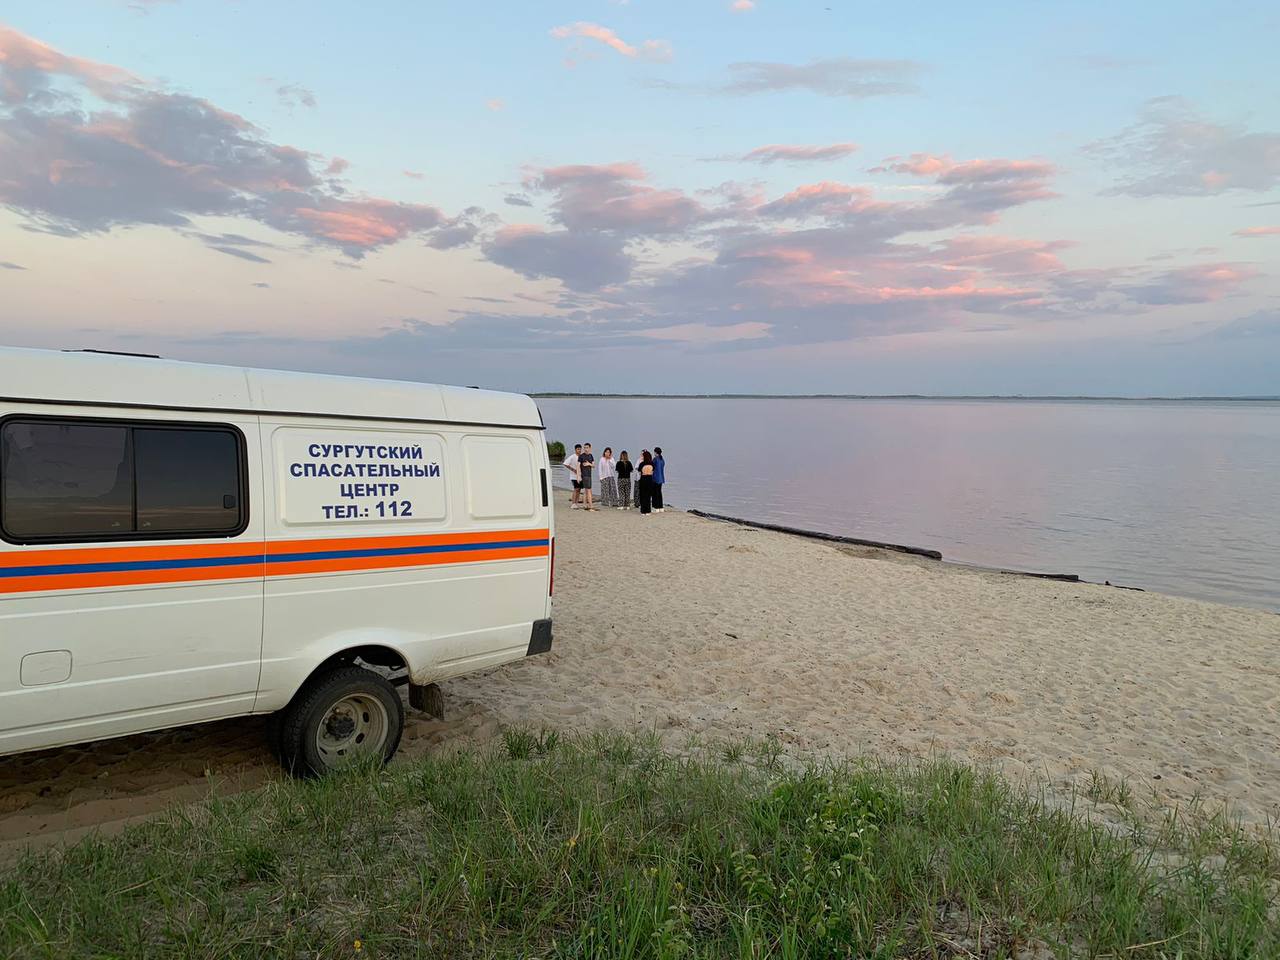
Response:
[563,443,666,515]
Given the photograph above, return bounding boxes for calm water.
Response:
[539,398,1280,612]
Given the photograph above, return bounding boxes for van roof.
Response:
[0,347,543,429]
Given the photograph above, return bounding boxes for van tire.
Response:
[275,666,404,777]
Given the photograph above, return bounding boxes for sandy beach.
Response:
[453,506,1280,824]
[2,504,1278,855]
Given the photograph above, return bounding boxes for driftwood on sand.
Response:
[687,509,945,561]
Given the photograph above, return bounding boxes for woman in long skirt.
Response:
[598,447,618,508]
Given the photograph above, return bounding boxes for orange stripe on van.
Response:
[0,563,266,595]
[263,527,550,555]
[0,527,551,595]
[0,540,261,570]
[0,528,552,570]
[266,545,549,578]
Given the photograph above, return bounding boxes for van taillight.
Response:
[549,537,555,596]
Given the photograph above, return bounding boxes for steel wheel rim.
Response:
[315,693,389,768]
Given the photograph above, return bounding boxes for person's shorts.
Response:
[580,473,592,488]
[572,480,582,489]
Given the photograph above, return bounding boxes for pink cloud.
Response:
[737,257,1037,310]
[741,142,858,164]
[549,22,673,62]
[730,0,756,11]
[936,158,1056,185]
[736,245,816,267]
[0,25,460,258]
[476,148,1252,347]
[746,154,1060,232]
[864,281,1038,302]
[937,236,1073,275]
[703,228,1045,314]
[757,181,882,220]
[492,224,542,241]
[1127,263,1259,304]
[486,98,505,111]
[486,152,1069,320]
[0,24,139,103]
[874,153,953,177]
[287,199,444,248]
[901,155,1059,219]
[876,153,1056,186]
[1199,265,1256,283]
[528,162,709,234]
[20,27,1255,364]
[535,162,647,188]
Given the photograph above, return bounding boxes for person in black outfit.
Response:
[615,450,634,509]
[636,449,656,515]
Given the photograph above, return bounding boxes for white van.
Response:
[0,347,554,775]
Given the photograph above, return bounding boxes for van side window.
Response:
[135,428,242,534]
[0,418,247,543]
[0,422,132,538]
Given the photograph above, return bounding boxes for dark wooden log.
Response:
[687,509,944,560]
[998,569,1081,582]
[684,510,1142,590]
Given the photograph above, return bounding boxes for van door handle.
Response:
[223,494,238,509]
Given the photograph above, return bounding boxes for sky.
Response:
[1,1,1278,395]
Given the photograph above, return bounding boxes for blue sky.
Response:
[2,1,1278,394]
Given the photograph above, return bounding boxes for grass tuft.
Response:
[1,731,1276,958]
[501,726,560,760]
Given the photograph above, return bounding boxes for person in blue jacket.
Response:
[652,446,666,512]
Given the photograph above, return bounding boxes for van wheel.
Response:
[275,666,404,777]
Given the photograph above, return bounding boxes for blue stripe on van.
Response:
[0,538,550,579]
[0,554,263,578]
[265,538,549,565]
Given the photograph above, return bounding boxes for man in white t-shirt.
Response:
[563,443,582,509]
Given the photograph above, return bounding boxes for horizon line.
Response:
[530,392,1280,402]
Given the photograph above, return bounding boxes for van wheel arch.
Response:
[271,664,405,776]
[266,645,408,762]
[320,644,407,672]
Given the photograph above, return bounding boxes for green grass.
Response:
[1,731,1277,959]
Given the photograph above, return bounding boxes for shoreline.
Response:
[550,444,1280,610]
[554,465,1177,601]
[533,393,1280,402]
[688,510,1157,591]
